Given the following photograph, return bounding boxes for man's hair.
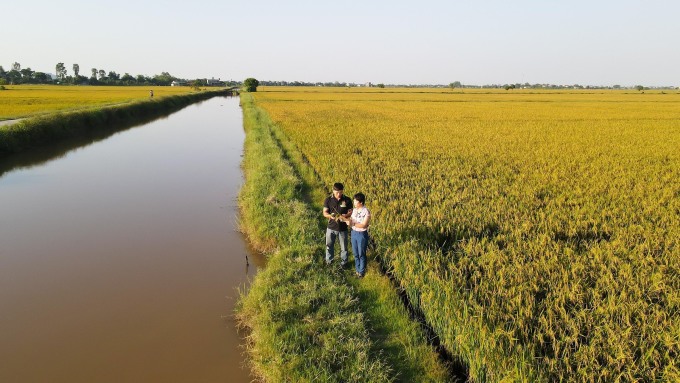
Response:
[333,182,344,191]
[353,192,365,204]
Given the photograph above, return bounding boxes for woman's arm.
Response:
[353,213,371,229]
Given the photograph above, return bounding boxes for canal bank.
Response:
[0,95,262,382]
[0,89,230,155]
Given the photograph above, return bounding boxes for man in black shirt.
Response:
[322,182,353,266]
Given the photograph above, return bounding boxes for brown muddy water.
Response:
[0,96,264,382]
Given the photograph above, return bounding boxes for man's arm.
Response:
[341,197,352,218]
[322,197,332,219]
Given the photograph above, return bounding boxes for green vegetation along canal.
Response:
[0,95,264,382]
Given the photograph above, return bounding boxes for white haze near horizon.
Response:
[2,0,679,87]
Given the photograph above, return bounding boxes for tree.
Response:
[8,70,21,84]
[33,72,50,83]
[449,81,461,90]
[20,68,34,83]
[72,63,80,79]
[98,69,106,81]
[12,62,20,71]
[120,73,135,84]
[75,75,88,84]
[243,77,259,92]
[190,79,203,90]
[55,63,67,81]
[377,83,385,88]
[91,68,97,79]
[152,72,175,86]
[107,71,120,81]
[635,85,644,91]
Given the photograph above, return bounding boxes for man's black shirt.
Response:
[324,194,353,231]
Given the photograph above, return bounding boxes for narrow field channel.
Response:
[0,96,263,382]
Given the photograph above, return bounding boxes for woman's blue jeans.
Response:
[351,230,368,275]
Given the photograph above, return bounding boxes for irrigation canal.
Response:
[0,96,264,382]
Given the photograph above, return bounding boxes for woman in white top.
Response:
[348,192,371,277]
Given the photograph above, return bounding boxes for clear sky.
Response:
[2,0,678,86]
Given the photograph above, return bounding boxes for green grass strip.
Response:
[236,93,449,382]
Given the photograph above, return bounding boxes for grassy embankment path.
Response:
[236,93,452,382]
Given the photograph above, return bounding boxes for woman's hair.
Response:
[353,192,365,204]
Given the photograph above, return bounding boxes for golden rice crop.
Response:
[252,87,680,382]
[0,85,196,120]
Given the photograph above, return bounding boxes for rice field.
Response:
[235,94,449,382]
[251,87,680,382]
[0,85,197,120]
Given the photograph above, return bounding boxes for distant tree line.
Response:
[0,62,240,87]
[259,80,391,87]
[259,79,676,90]
[3,64,672,91]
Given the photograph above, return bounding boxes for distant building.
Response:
[206,77,225,86]
[171,80,187,86]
